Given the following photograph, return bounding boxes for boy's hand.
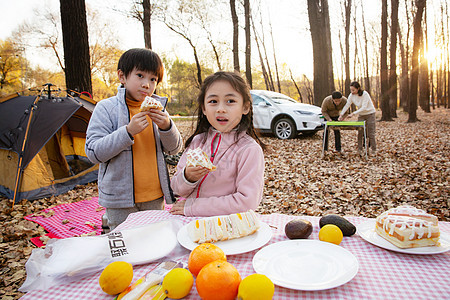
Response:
[148,109,171,130]
[185,166,209,183]
[127,112,151,136]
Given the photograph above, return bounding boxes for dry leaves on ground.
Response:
[0,108,449,299]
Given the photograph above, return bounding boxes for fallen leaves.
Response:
[0,108,449,299]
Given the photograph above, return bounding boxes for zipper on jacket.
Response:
[124,90,136,205]
[196,132,221,198]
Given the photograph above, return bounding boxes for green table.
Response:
[322,121,367,158]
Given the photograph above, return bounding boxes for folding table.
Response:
[322,121,367,158]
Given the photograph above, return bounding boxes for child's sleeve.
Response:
[85,103,133,164]
[183,144,265,217]
[159,119,183,155]
[170,145,199,197]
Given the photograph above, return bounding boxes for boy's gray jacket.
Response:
[85,87,182,208]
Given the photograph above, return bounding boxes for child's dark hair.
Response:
[185,71,265,150]
[117,48,164,83]
[350,81,364,96]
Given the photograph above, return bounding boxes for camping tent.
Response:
[0,88,98,204]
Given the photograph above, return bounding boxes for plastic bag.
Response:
[19,219,188,292]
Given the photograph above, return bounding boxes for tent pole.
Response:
[12,158,24,208]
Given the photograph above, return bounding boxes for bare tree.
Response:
[380,0,392,121]
[244,0,252,88]
[344,0,352,97]
[230,0,240,72]
[398,0,413,111]
[307,0,335,106]
[408,0,426,123]
[289,69,303,102]
[59,0,92,94]
[389,0,399,118]
[419,8,430,113]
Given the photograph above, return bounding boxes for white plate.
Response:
[252,240,359,291]
[177,222,272,255]
[357,220,450,255]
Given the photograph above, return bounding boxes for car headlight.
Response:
[294,110,315,115]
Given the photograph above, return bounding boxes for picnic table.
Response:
[322,121,367,158]
[21,210,450,300]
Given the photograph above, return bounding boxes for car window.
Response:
[251,94,270,106]
[271,96,298,105]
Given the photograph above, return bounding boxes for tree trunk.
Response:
[244,0,252,88]
[344,0,352,97]
[143,0,152,49]
[59,0,92,94]
[307,0,335,106]
[389,0,399,118]
[360,1,371,96]
[290,69,303,102]
[408,0,425,123]
[380,0,392,121]
[230,0,240,72]
[419,9,430,113]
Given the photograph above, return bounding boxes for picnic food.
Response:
[375,205,440,248]
[319,224,343,245]
[99,261,133,295]
[162,268,194,299]
[319,215,356,236]
[139,96,164,111]
[196,260,241,300]
[285,219,313,239]
[186,147,216,171]
[188,243,226,277]
[237,274,275,300]
[187,210,260,244]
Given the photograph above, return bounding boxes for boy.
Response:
[85,48,182,229]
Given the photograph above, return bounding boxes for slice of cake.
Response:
[186,148,216,171]
[375,205,440,249]
[140,96,164,111]
[187,210,260,244]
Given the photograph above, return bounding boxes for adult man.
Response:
[321,91,348,152]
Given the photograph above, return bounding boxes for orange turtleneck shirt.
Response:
[126,98,163,203]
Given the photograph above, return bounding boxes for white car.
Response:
[251,90,325,139]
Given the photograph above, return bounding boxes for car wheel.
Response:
[273,118,297,139]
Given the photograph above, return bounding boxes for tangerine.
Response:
[188,243,226,277]
[319,224,343,245]
[196,260,241,300]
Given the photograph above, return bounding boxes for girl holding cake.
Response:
[170,72,265,217]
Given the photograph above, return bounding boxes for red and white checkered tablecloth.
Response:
[20,211,450,300]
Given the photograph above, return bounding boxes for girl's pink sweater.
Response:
[171,129,265,217]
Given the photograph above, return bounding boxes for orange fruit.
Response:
[99,261,133,295]
[196,260,241,300]
[188,243,226,277]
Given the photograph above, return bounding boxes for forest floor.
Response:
[1,108,449,299]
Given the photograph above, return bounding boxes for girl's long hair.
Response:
[350,81,364,96]
[185,71,265,150]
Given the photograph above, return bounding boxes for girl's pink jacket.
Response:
[171,128,265,217]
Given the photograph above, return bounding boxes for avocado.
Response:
[319,215,356,236]
[285,219,313,239]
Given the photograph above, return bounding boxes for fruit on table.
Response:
[319,214,356,236]
[319,224,344,245]
[196,260,241,300]
[284,219,313,239]
[237,273,274,300]
[162,268,194,299]
[188,243,227,277]
[99,261,133,295]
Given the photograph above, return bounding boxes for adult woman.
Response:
[338,81,376,155]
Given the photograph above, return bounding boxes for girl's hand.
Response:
[185,166,209,183]
[348,113,354,118]
[338,116,343,121]
[170,199,186,215]
[148,109,171,130]
[127,112,151,136]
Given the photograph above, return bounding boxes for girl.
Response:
[170,72,265,217]
[338,81,377,155]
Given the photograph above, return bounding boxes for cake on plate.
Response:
[375,205,440,248]
[187,210,260,244]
